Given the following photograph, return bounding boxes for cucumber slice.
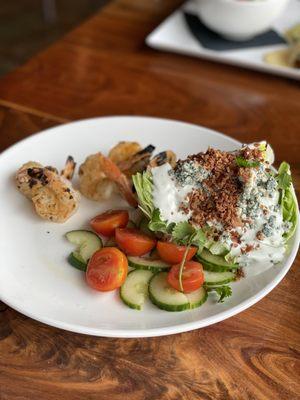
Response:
[120,270,153,310]
[68,252,87,271]
[186,287,207,309]
[149,273,208,312]
[197,259,235,272]
[204,270,235,285]
[127,256,170,272]
[149,272,190,312]
[65,230,102,262]
[198,249,239,270]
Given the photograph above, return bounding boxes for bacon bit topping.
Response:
[240,147,264,162]
[230,230,241,244]
[235,268,245,280]
[185,148,243,229]
[238,167,251,184]
[256,231,264,240]
[241,244,254,254]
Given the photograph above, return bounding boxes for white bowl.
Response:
[195,0,289,41]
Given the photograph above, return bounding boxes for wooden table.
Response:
[0,1,299,399]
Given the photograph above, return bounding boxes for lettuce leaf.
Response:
[276,162,298,240]
[148,208,175,235]
[172,221,206,247]
[132,171,154,219]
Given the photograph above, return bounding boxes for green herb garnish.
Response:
[205,285,232,303]
[172,221,206,292]
[236,156,260,168]
[148,208,175,235]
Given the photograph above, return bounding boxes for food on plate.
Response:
[264,23,300,69]
[66,230,103,270]
[78,141,155,202]
[285,23,300,45]
[288,42,300,69]
[108,141,142,164]
[16,156,80,222]
[78,153,117,201]
[86,247,128,291]
[156,241,197,264]
[64,140,297,312]
[96,155,138,207]
[167,260,204,293]
[115,227,157,256]
[111,143,156,177]
[78,141,175,205]
[90,209,129,236]
[149,150,177,168]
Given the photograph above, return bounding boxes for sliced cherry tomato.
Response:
[86,247,128,291]
[157,241,197,264]
[167,260,204,293]
[115,228,156,256]
[90,209,129,236]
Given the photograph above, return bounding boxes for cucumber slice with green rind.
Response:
[120,270,153,310]
[68,252,87,271]
[204,270,235,285]
[198,249,239,268]
[186,287,208,309]
[149,272,190,312]
[127,256,170,272]
[197,258,236,272]
[149,272,208,312]
[65,230,102,262]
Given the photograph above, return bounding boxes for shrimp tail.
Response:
[61,155,76,180]
[99,155,138,207]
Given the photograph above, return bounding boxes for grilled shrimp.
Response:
[118,144,155,177]
[78,153,117,201]
[98,154,138,207]
[149,150,177,168]
[109,141,142,165]
[15,157,80,223]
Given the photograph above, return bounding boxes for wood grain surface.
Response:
[0,1,299,399]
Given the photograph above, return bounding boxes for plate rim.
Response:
[1,115,299,338]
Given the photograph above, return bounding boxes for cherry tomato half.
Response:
[167,260,204,293]
[115,228,156,256]
[157,241,197,264]
[90,209,129,237]
[86,247,128,291]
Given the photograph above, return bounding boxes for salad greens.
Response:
[132,171,154,219]
[133,170,232,296]
[276,162,298,240]
[132,155,298,304]
[235,156,260,168]
[205,285,233,303]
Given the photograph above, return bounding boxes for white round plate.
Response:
[0,116,299,337]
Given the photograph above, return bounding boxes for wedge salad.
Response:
[64,141,298,312]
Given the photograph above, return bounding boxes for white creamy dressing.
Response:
[151,152,287,276]
[229,194,286,276]
[152,163,192,223]
[224,167,286,276]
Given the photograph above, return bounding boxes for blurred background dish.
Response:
[195,0,289,41]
